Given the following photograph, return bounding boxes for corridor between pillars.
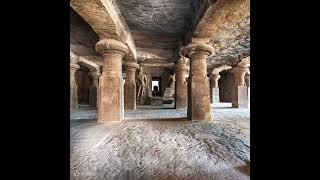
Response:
[175,57,189,110]
[124,62,139,110]
[231,65,250,108]
[95,39,129,122]
[182,43,214,121]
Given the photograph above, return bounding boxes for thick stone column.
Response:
[124,62,139,110]
[182,43,214,121]
[175,57,189,109]
[95,39,128,122]
[209,73,221,103]
[231,65,250,108]
[88,70,101,109]
[70,62,80,110]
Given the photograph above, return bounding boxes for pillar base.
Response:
[189,76,212,121]
[98,76,123,122]
[232,86,248,108]
[211,88,220,103]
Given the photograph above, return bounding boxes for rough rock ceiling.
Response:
[70,8,99,57]
[70,0,250,72]
[116,0,199,65]
[115,0,249,70]
[207,15,250,71]
[70,7,103,66]
[184,0,250,72]
[116,0,198,36]
[207,1,250,72]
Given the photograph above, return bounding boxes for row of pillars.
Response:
[71,39,249,122]
[70,61,101,110]
[208,66,250,107]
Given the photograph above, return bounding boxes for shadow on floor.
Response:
[70,118,97,123]
[137,107,176,110]
[212,107,234,109]
[124,117,188,122]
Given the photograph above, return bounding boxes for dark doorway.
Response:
[152,77,161,96]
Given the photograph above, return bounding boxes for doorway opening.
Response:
[152,77,161,96]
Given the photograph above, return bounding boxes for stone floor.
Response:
[70,103,250,180]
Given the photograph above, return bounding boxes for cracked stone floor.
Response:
[70,103,250,180]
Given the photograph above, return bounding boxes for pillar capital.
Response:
[125,62,139,69]
[181,42,214,58]
[175,57,189,72]
[231,65,249,76]
[209,73,221,88]
[70,62,80,70]
[231,65,249,86]
[95,39,129,56]
[88,70,101,80]
[70,51,79,64]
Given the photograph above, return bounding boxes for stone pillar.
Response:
[209,73,221,103]
[245,72,250,87]
[231,65,250,108]
[88,70,101,109]
[175,57,189,109]
[245,72,250,107]
[95,39,128,122]
[182,43,214,121]
[70,62,80,110]
[124,62,139,110]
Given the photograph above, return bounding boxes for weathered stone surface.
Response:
[232,86,248,108]
[96,39,128,122]
[124,63,139,110]
[70,0,137,62]
[182,43,213,121]
[245,72,250,87]
[175,57,189,109]
[163,73,176,104]
[70,63,80,110]
[70,8,100,58]
[116,0,197,36]
[70,0,250,76]
[163,87,175,104]
[71,103,250,179]
[231,65,249,86]
[185,0,250,71]
[211,87,220,103]
[150,97,163,106]
[88,70,100,109]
